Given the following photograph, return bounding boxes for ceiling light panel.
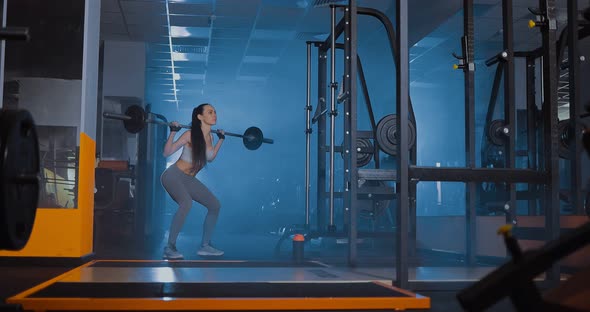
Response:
[148,67,173,74]
[172,45,208,54]
[175,73,206,80]
[172,52,207,62]
[170,26,210,38]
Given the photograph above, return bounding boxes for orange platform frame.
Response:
[7,260,431,311]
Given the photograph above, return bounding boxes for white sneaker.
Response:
[163,245,184,260]
[197,244,224,257]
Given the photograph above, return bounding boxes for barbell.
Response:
[103,105,274,150]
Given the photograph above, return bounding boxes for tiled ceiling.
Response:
[100,0,581,111]
[100,0,468,110]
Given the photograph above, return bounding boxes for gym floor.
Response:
[0,267,516,312]
[0,231,517,312]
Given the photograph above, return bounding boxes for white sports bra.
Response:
[180,144,214,163]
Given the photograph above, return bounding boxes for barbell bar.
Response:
[103,105,274,150]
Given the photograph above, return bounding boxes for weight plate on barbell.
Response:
[123,105,146,134]
[0,109,40,251]
[375,114,416,156]
[243,126,263,150]
[356,138,373,167]
[487,119,507,146]
[340,138,374,167]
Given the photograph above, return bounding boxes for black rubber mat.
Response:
[89,261,326,268]
[29,282,409,298]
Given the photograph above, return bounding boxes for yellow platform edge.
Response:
[7,260,431,311]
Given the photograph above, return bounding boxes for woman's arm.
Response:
[208,131,225,162]
[163,129,190,157]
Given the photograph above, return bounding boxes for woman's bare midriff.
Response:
[174,159,199,176]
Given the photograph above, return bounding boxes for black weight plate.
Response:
[0,109,40,250]
[356,138,373,167]
[487,119,507,146]
[123,105,146,134]
[376,114,416,156]
[243,126,263,150]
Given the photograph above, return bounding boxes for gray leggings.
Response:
[160,164,220,247]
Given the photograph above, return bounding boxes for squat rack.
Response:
[303,0,568,290]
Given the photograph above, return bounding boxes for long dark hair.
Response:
[191,103,209,171]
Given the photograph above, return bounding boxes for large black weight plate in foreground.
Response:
[375,114,416,156]
[243,126,263,150]
[123,105,146,134]
[0,109,40,250]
